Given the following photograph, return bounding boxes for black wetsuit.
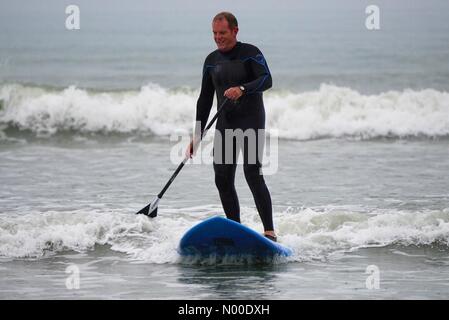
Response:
[195,41,274,231]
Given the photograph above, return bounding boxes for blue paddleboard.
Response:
[179,216,292,259]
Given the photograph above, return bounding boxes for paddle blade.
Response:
[136,197,160,218]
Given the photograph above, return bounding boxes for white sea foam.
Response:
[1,83,448,140]
[0,83,197,137]
[1,206,448,263]
[266,85,449,140]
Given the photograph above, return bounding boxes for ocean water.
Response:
[1,0,449,299]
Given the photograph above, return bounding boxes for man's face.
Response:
[212,19,238,52]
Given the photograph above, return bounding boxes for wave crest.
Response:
[1,207,448,262]
[1,83,449,140]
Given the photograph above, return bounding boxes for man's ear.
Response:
[233,27,239,37]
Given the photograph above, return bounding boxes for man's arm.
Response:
[242,46,272,94]
[195,60,215,137]
[187,59,215,158]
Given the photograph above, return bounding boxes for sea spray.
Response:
[1,83,449,140]
[1,206,448,263]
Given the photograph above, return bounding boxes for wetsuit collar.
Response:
[220,41,241,55]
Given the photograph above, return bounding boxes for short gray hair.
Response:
[213,12,238,29]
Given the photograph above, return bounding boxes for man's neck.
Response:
[220,40,238,53]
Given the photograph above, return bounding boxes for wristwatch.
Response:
[239,85,246,94]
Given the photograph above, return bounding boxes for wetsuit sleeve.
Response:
[243,47,272,94]
[195,59,215,137]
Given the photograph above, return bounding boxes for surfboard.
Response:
[178,216,292,259]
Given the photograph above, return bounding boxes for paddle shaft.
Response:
[157,98,228,199]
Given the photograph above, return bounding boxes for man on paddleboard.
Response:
[186,12,277,241]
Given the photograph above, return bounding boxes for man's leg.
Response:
[213,128,240,223]
[243,162,274,232]
[242,131,275,236]
[214,162,239,223]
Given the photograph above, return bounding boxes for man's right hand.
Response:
[185,139,198,159]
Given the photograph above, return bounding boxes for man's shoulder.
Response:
[239,42,259,51]
[239,42,262,55]
[204,49,220,63]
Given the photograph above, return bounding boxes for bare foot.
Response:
[263,231,277,242]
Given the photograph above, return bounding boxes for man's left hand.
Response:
[224,86,243,101]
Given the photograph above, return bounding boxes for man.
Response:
[186,12,276,241]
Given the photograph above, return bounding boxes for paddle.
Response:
[136,98,229,217]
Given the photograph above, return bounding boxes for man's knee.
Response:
[214,164,233,191]
[243,163,263,185]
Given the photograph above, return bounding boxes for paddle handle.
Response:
[157,98,229,198]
